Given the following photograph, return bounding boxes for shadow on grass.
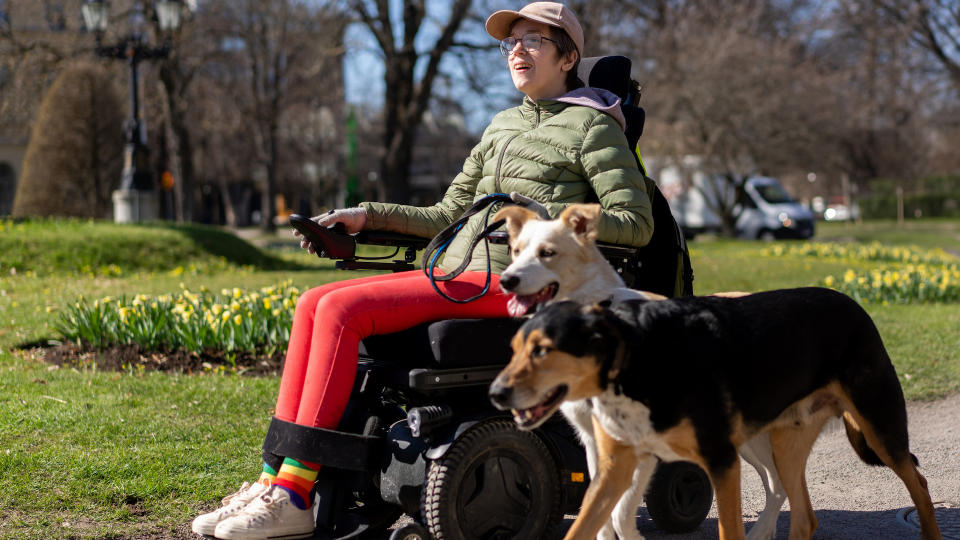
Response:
[160,223,301,271]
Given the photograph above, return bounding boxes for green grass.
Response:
[0,354,278,538]
[1,218,959,538]
[816,219,960,253]
[0,218,294,277]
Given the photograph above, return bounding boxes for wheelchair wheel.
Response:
[421,419,562,540]
[644,461,713,533]
[389,522,431,540]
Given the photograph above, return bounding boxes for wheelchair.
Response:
[267,56,711,540]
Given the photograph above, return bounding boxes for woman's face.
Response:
[506,19,576,101]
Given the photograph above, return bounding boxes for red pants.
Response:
[275,271,509,429]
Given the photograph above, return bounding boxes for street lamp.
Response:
[82,0,183,223]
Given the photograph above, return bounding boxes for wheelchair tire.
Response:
[421,419,562,540]
[644,461,713,534]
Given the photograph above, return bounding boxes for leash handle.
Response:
[422,193,513,303]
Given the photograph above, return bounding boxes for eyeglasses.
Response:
[500,33,558,57]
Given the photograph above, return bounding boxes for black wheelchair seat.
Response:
[361,317,522,370]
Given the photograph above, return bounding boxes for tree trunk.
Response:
[159,63,195,222]
[261,115,279,232]
[355,0,472,203]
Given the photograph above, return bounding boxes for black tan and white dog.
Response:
[489,293,942,540]
[492,203,786,540]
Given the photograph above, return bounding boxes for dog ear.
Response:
[493,206,539,243]
[559,204,601,244]
[583,303,628,385]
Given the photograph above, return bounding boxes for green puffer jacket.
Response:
[360,97,655,274]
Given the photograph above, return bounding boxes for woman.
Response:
[193,3,655,539]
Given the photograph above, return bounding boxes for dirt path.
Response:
[633,392,960,539]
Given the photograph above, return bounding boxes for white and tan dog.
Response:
[492,203,786,540]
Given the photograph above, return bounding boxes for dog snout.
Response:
[500,274,520,292]
[489,379,513,409]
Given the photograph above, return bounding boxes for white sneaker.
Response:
[191,481,269,536]
[214,485,315,540]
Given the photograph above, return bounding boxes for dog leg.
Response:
[562,401,599,477]
[739,434,785,540]
[561,402,618,540]
[768,417,828,540]
[610,454,658,540]
[564,420,641,540]
[842,410,943,540]
[710,459,746,540]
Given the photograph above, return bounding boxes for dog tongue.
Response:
[507,294,537,317]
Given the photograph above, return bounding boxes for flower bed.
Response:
[765,242,960,304]
[823,265,960,304]
[765,241,958,266]
[57,281,301,361]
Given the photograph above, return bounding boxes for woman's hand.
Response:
[293,207,367,253]
[509,192,551,219]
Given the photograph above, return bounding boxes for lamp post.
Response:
[82,0,183,223]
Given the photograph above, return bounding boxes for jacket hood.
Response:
[552,87,626,131]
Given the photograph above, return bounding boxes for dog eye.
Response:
[532,345,550,358]
[538,248,555,258]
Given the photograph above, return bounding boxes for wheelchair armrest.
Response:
[596,242,638,259]
[354,230,430,250]
[408,365,505,391]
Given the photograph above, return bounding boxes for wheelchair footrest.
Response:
[262,417,384,472]
[408,365,504,390]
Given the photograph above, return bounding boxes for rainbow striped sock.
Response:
[273,457,319,510]
[257,462,277,486]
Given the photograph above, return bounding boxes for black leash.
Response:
[421,193,514,303]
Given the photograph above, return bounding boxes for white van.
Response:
[734,176,815,240]
[652,159,814,240]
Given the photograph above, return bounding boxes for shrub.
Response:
[12,61,125,218]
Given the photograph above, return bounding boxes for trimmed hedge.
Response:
[860,176,960,219]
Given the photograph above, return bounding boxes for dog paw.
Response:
[607,521,644,540]
[597,523,617,540]
[746,521,776,540]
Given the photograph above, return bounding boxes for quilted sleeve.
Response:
[564,113,654,247]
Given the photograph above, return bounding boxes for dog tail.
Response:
[842,413,886,466]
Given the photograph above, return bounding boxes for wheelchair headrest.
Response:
[578,56,633,103]
[578,55,645,145]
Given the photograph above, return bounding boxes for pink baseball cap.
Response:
[485,2,584,55]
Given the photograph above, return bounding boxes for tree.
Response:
[151,3,204,223]
[12,61,124,218]
[0,0,86,142]
[626,1,843,235]
[206,0,347,231]
[876,0,960,89]
[352,0,473,203]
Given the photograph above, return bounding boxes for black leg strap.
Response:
[262,417,384,472]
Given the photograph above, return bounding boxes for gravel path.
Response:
[384,393,959,539]
[630,392,960,540]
